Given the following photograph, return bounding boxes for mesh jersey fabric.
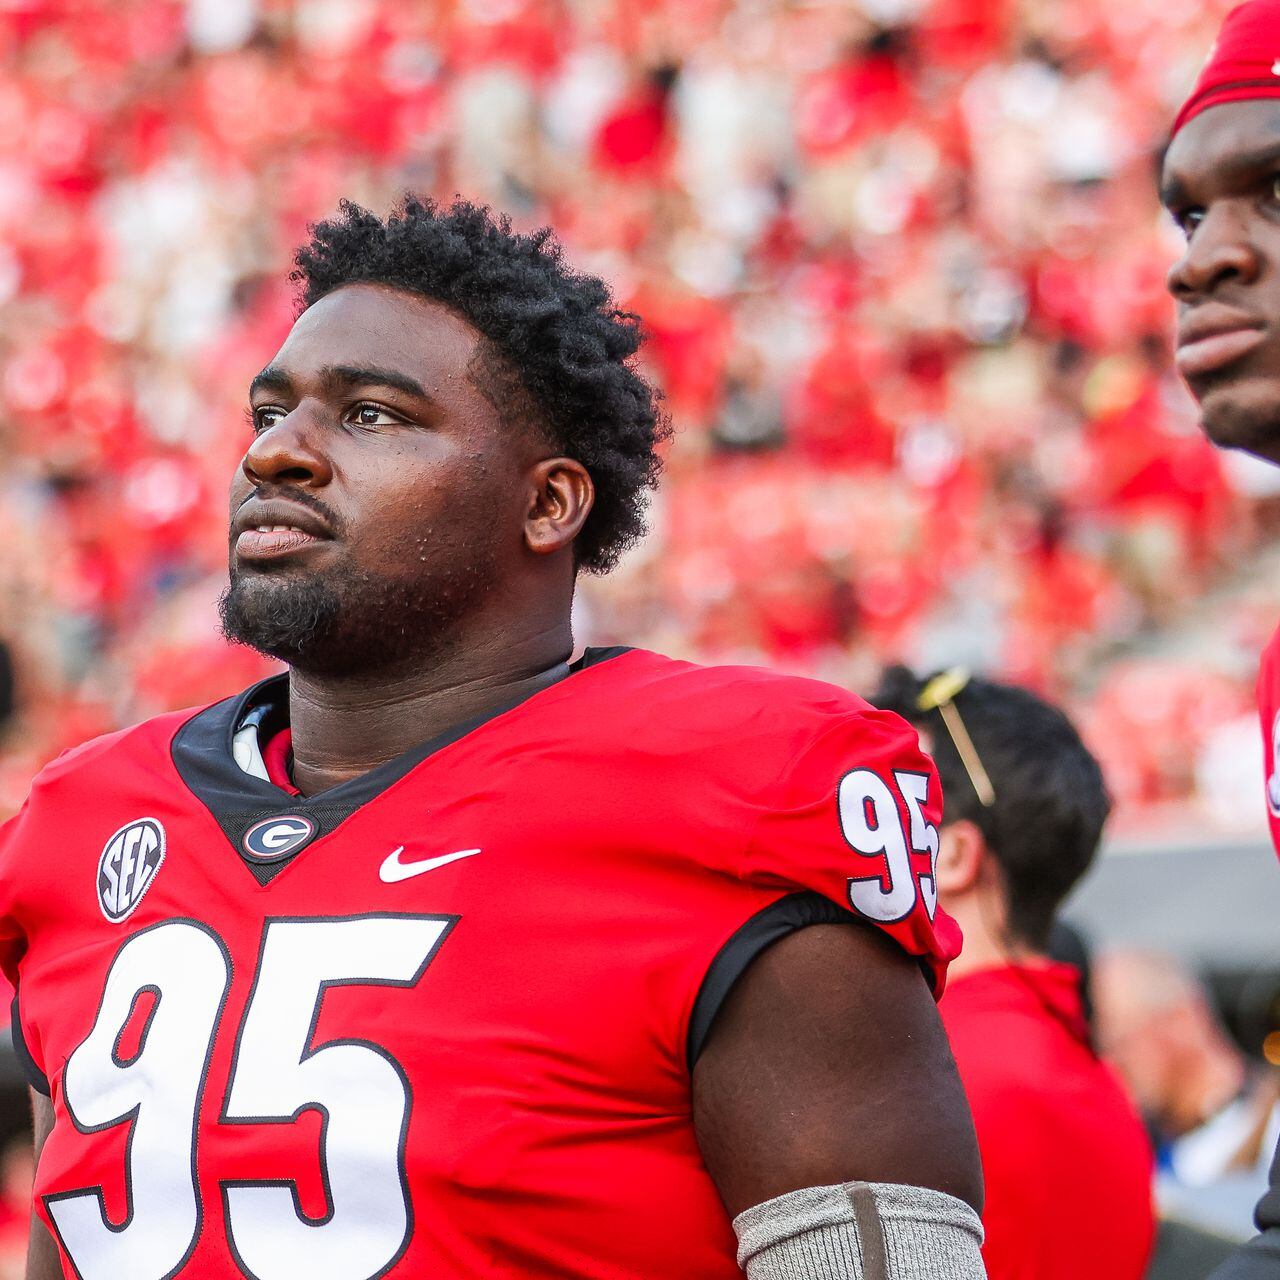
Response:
[0,647,957,1279]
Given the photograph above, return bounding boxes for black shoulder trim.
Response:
[572,646,633,670]
[688,891,854,1068]
[10,994,49,1096]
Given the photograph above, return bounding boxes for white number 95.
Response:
[839,769,940,923]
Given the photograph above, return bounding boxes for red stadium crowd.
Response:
[0,0,1271,832]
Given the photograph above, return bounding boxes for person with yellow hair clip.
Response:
[875,666,1155,1280]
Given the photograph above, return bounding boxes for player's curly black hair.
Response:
[291,197,669,574]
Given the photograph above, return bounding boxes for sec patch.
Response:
[97,818,166,923]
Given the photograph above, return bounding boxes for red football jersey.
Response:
[0,647,958,1280]
[1259,621,1280,857]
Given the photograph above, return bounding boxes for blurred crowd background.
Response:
[3,0,1280,1272]
[1,0,1275,837]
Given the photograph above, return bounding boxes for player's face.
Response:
[222,283,539,673]
[1164,101,1280,463]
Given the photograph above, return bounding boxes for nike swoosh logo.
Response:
[379,847,482,883]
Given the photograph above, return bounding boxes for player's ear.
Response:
[935,819,985,895]
[524,456,594,557]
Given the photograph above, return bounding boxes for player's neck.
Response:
[943,892,1042,979]
[285,620,574,795]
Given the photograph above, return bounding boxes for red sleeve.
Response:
[0,802,27,993]
[0,799,49,1093]
[742,705,961,996]
[1259,623,1280,861]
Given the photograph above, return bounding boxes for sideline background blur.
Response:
[0,0,1277,1268]
[0,0,1265,838]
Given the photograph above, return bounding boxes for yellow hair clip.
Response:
[917,667,972,712]
[916,667,996,808]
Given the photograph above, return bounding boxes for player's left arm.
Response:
[692,921,985,1277]
[26,1088,59,1280]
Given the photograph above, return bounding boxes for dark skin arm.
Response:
[692,923,982,1220]
[26,1089,59,1280]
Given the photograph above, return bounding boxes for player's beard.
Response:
[219,550,498,678]
[219,572,341,669]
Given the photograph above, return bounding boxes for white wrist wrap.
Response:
[733,1181,986,1280]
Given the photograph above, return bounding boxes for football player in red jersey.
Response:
[1163,2,1280,1273]
[2,198,984,1280]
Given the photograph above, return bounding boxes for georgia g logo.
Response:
[97,818,166,923]
[1268,711,1280,819]
[242,814,317,861]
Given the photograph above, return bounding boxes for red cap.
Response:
[1173,0,1280,138]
